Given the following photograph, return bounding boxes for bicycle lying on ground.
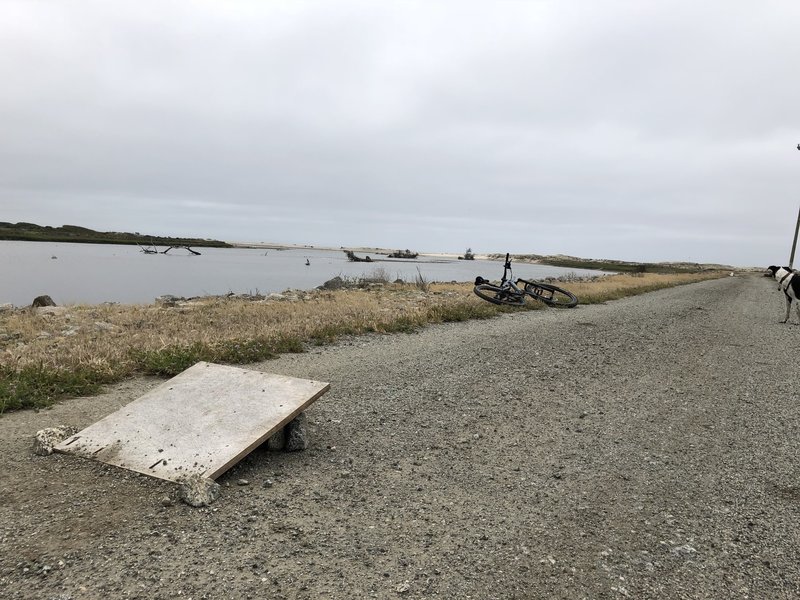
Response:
[474,253,579,308]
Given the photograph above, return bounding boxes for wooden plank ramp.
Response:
[54,362,330,482]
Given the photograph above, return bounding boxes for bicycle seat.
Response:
[474,276,489,285]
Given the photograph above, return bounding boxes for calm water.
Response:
[0,241,603,306]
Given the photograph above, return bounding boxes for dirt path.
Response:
[1,274,799,599]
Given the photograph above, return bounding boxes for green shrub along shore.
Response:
[0,271,727,413]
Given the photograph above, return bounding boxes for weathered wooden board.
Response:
[54,362,330,482]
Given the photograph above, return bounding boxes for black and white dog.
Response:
[766,265,800,323]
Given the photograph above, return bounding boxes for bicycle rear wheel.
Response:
[523,281,578,308]
[474,283,525,306]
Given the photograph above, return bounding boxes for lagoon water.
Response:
[0,241,603,306]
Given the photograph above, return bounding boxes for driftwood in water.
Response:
[344,250,372,262]
[163,246,202,255]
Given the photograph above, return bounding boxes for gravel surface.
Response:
[1,274,799,599]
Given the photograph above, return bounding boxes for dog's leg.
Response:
[794,298,800,324]
[782,296,791,323]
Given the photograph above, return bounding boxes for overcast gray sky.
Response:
[2,1,799,265]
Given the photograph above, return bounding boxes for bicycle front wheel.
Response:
[474,284,526,306]
[523,282,578,308]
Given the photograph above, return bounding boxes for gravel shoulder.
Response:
[1,274,799,599]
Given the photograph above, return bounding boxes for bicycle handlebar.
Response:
[501,253,512,282]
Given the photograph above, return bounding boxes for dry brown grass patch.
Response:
[0,272,726,410]
[0,285,474,374]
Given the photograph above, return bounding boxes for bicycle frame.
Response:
[474,253,579,308]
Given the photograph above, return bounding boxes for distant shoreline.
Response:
[228,241,489,261]
[1,221,742,273]
[0,222,230,248]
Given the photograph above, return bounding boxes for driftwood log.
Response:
[162,246,202,255]
[344,250,372,262]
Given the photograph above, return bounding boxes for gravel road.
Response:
[2,273,799,599]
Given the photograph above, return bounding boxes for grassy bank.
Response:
[0,271,726,412]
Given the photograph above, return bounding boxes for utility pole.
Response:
[792,144,800,269]
[790,205,800,269]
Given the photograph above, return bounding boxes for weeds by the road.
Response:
[565,271,727,304]
[0,271,725,412]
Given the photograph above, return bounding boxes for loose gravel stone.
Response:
[32,426,76,456]
[284,412,308,451]
[178,475,221,507]
[266,427,286,450]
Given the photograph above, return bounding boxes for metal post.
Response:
[792,144,800,269]
[790,205,800,269]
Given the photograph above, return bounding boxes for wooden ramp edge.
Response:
[55,362,330,482]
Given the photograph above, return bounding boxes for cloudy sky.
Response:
[2,1,799,265]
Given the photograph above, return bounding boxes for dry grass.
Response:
[1,286,471,370]
[0,271,726,411]
[562,271,725,303]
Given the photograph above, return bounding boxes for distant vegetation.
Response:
[0,222,231,248]
[459,248,475,260]
[489,253,718,274]
[537,256,711,274]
